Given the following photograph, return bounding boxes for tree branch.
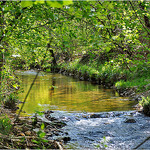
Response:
[14,38,53,123]
[129,1,150,36]
[134,136,150,149]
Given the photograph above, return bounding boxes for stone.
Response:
[90,113,108,118]
[124,118,136,123]
[90,114,101,118]
[62,137,71,143]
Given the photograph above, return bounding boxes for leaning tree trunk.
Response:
[0,1,6,77]
[49,49,57,66]
[139,2,150,29]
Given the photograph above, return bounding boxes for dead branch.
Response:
[134,136,150,149]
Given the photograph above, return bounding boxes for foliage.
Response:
[4,93,18,110]
[0,0,149,113]
[0,59,20,109]
[21,0,73,8]
[115,66,150,92]
[1,1,149,71]
[32,122,48,148]
[0,1,149,149]
[31,111,47,146]
[0,115,12,135]
[94,136,108,149]
[60,56,132,85]
[139,97,150,116]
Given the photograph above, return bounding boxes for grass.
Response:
[115,78,150,92]
[58,57,150,95]
[59,58,131,84]
[115,66,150,93]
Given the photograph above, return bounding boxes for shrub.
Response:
[0,115,12,135]
[139,97,150,116]
[4,93,18,110]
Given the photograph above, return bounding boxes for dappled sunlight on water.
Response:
[16,70,137,114]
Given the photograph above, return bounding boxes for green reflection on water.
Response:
[17,71,137,114]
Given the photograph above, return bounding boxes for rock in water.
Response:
[124,118,136,123]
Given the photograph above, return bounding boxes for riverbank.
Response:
[0,106,65,149]
[0,68,149,149]
[52,58,150,107]
[2,105,150,149]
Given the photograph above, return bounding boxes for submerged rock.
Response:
[90,113,109,118]
[124,118,136,123]
[90,114,101,118]
[63,136,71,143]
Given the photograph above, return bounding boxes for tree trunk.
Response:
[49,49,57,66]
[139,2,150,29]
[0,2,6,75]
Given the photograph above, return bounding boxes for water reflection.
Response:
[16,70,137,114]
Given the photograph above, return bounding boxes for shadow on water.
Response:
[16,70,137,114]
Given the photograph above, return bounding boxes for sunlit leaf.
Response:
[42,139,49,142]
[46,1,63,8]
[8,76,13,79]
[63,1,73,5]
[13,84,18,89]
[34,0,45,4]
[32,139,39,144]
[41,123,45,130]
[39,132,46,138]
[46,0,73,8]
[21,1,33,8]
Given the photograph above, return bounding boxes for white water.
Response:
[49,111,150,149]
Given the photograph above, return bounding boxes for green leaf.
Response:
[46,1,63,8]
[42,139,49,143]
[34,0,45,4]
[63,1,73,5]
[39,132,46,138]
[21,1,33,8]
[32,139,39,144]
[12,84,18,89]
[21,0,73,8]
[35,111,44,116]
[41,123,45,130]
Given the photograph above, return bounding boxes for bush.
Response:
[0,115,12,135]
[139,97,150,116]
[4,93,18,110]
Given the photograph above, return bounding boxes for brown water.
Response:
[17,70,137,114]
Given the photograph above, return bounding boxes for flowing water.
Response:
[16,70,149,149]
[16,70,137,114]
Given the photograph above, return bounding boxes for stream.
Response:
[16,70,150,149]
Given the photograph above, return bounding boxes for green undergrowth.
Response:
[139,97,150,116]
[115,78,150,93]
[58,58,150,95]
[60,59,129,82]
[115,66,150,93]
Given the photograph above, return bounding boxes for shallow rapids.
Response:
[49,111,150,149]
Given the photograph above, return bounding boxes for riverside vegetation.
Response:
[0,0,150,149]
